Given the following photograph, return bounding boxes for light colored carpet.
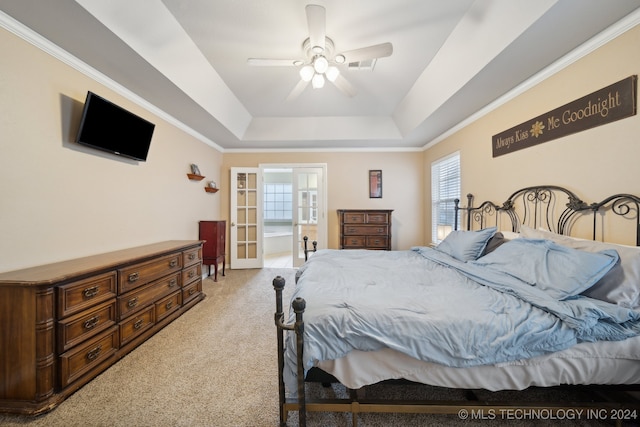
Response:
[0,268,621,426]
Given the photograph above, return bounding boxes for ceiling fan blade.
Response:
[331,74,357,97]
[286,79,310,101]
[306,4,326,53]
[338,42,393,63]
[247,58,298,66]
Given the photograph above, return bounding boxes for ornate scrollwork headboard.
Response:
[455,185,640,246]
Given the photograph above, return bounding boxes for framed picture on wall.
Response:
[369,170,382,198]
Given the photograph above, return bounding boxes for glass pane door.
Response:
[293,167,323,267]
[230,168,262,269]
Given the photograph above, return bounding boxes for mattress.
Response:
[317,334,640,391]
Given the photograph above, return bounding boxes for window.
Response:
[264,183,292,221]
[431,152,460,243]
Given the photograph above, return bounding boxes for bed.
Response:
[273,185,640,426]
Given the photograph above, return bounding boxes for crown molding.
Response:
[422,8,640,152]
[0,10,224,153]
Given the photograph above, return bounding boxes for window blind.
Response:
[431,152,460,243]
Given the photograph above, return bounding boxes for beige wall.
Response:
[424,25,640,245]
[2,20,638,273]
[222,151,424,250]
[0,28,223,272]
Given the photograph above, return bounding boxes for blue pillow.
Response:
[472,238,619,300]
[435,227,497,262]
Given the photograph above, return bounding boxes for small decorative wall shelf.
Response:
[187,173,205,181]
[204,187,219,193]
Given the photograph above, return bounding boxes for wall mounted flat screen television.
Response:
[76,91,155,161]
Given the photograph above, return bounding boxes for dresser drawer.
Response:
[57,271,117,318]
[366,236,389,248]
[182,263,201,287]
[59,326,119,388]
[118,272,181,320]
[57,299,117,353]
[119,305,154,346]
[342,212,365,224]
[366,212,389,224]
[342,236,366,248]
[182,246,202,268]
[343,225,388,236]
[156,291,182,323]
[118,253,182,294]
[182,279,202,306]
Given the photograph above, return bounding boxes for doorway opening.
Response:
[263,168,294,268]
[261,164,325,268]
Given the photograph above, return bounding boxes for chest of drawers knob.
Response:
[83,315,100,330]
[83,286,99,298]
[86,344,102,361]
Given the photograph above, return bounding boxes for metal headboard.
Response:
[455,185,640,246]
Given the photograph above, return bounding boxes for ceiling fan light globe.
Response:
[311,73,325,89]
[326,66,339,82]
[300,65,314,82]
[313,56,329,74]
[334,54,345,64]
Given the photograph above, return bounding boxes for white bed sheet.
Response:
[317,335,640,391]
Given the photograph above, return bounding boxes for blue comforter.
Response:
[283,243,640,394]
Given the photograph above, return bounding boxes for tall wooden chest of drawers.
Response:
[0,240,203,415]
[338,209,393,250]
[199,220,226,281]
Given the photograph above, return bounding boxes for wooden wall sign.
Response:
[492,75,637,157]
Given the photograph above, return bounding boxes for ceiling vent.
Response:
[347,58,377,71]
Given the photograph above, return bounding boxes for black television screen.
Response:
[76,91,155,161]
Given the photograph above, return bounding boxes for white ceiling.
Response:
[1,0,639,151]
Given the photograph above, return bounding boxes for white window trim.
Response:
[431,152,460,244]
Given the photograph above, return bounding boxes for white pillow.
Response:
[519,225,640,308]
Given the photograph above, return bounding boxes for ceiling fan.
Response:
[247,4,393,100]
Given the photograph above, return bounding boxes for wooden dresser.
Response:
[199,220,226,281]
[338,209,393,250]
[0,240,204,415]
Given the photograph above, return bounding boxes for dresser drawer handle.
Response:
[86,345,102,361]
[165,301,173,310]
[377,228,384,233]
[133,319,144,330]
[351,216,358,221]
[168,279,177,288]
[127,297,138,308]
[189,288,196,296]
[128,272,139,283]
[188,270,195,278]
[169,259,178,268]
[373,239,381,244]
[83,315,100,330]
[348,227,356,233]
[189,253,196,260]
[83,286,99,299]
